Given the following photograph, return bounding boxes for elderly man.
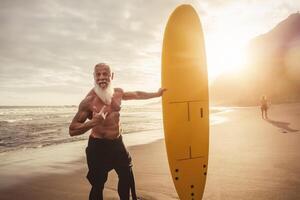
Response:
[69,63,166,200]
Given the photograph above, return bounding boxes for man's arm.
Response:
[122,88,167,100]
[69,98,107,136]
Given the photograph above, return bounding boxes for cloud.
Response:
[0,0,298,105]
[0,0,187,105]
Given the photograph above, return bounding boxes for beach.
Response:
[0,103,300,200]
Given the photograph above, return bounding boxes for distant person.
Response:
[69,63,166,200]
[260,95,269,119]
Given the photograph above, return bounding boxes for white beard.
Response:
[94,82,114,105]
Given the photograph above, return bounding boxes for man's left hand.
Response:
[157,88,167,97]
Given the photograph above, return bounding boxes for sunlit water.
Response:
[0,104,227,153]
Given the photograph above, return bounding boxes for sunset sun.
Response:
[205,17,252,82]
[207,37,248,81]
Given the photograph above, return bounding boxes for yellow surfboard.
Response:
[161,4,209,200]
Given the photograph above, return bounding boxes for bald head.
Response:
[94,63,111,73]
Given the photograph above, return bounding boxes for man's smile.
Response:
[98,81,109,88]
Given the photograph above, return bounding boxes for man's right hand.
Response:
[92,106,108,124]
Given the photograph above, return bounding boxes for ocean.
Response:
[0,103,163,153]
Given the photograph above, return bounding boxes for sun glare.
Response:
[205,9,254,83]
[207,37,247,79]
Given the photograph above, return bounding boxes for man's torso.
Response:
[86,88,123,139]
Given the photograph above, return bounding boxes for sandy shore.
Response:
[0,103,300,200]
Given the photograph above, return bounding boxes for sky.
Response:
[0,0,299,106]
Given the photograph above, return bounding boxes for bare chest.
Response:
[90,94,122,115]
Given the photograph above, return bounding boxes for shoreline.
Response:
[0,139,178,200]
[0,129,165,190]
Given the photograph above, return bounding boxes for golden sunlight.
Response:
[207,37,247,79]
[205,10,255,83]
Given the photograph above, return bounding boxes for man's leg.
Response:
[88,170,108,200]
[115,166,131,200]
[86,142,111,200]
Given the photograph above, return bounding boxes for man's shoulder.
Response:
[79,90,96,110]
[85,89,97,101]
[114,87,124,94]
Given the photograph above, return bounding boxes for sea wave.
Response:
[1,118,33,123]
[0,104,226,153]
[0,105,162,153]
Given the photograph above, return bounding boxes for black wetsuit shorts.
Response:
[85,135,132,185]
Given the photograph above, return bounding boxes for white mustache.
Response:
[97,80,108,83]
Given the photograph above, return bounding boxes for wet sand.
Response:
[0,103,299,200]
